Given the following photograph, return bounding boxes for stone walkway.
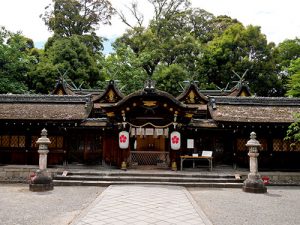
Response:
[72,185,212,225]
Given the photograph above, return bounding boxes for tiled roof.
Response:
[0,94,91,120]
[209,96,300,123]
[0,94,91,103]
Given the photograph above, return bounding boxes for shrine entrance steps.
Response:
[53,169,244,188]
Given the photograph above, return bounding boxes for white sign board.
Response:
[131,128,135,136]
[202,151,213,157]
[145,128,154,135]
[156,128,164,136]
[187,139,194,149]
[136,128,144,136]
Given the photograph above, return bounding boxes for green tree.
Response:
[276,38,300,69]
[274,38,300,95]
[114,0,216,92]
[101,42,147,94]
[0,27,38,93]
[286,58,300,97]
[153,64,189,96]
[41,0,115,37]
[285,113,300,149]
[31,0,114,93]
[200,24,280,96]
[31,35,104,93]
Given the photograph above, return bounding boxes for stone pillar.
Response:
[29,128,53,192]
[243,132,267,193]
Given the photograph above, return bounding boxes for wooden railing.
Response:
[129,151,170,168]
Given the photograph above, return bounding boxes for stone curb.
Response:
[183,187,213,225]
[69,185,111,225]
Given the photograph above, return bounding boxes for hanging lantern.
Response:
[119,131,129,149]
[170,131,181,150]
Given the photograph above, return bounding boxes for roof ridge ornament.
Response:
[232,69,249,88]
[144,79,156,93]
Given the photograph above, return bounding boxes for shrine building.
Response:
[0,79,300,170]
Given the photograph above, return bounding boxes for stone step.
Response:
[59,171,236,179]
[53,180,243,188]
[54,175,243,183]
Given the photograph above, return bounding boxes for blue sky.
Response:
[0,0,299,53]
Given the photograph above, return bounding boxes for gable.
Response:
[229,85,251,97]
[52,79,74,95]
[93,80,124,104]
[177,83,208,105]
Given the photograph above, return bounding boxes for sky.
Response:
[0,0,299,52]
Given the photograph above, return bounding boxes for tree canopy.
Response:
[41,0,115,37]
[0,0,299,96]
[0,27,38,94]
[286,58,300,97]
[28,0,115,93]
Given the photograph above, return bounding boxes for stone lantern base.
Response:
[29,170,54,192]
[243,175,267,193]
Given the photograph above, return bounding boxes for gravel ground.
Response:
[1,184,300,225]
[188,186,300,225]
[0,184,105,225]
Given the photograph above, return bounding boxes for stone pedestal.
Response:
[29,129,53,192]
[243,132,267,193]
[29,169,53,192]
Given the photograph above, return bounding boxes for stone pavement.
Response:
[71,185,212,225]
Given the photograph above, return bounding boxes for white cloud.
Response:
[0,0,299,45]
[0,0,52,42]
[190,0,300,43]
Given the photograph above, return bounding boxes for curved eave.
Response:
[102,88,198,111]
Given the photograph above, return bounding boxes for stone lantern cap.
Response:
[246,132,261,147]
[36,128,51,145]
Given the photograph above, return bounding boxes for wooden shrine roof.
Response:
[208,96,300,123]
[0,94,91,121]
[189,119,218,128]
[93,80,124,104]
[177,83,208,104]
[102,88,198,111]
[51,79,75,95]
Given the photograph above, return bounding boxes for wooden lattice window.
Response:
[48,136,57,148]
[236,138,247,151]
[31,136,39,148]
[19,136,25,147]
[48,136,63,149]
[0,135,26,148]
[31,136,63,149]
[57,137,63,148]
[282,140,290,151]
[1,136,10,147]
[272,139,300,151]
[293,142,300,151]
[273,139,282,151]
[10,136,19,147]
[258,139,267,151]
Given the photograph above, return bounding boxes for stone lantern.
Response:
[29,128,54,192]
[243,132,267,193]
[37,128,51,170]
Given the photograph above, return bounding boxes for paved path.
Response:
[72,185,212,225]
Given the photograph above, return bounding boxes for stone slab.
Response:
[71,185,212,225]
